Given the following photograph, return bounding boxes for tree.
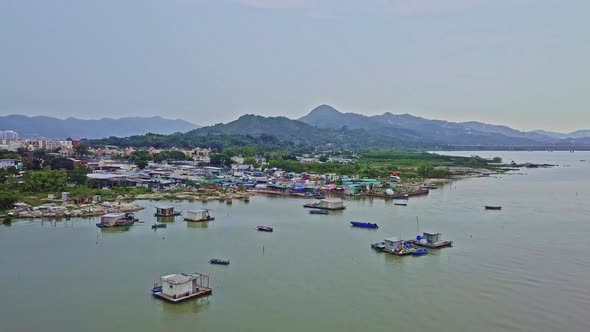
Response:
[492,156,502,163]
[68,165,91,185]
[74,143,91,157]
[209,153,232,167]
[136,160,148,169]
[22,169,68,192]
[0,192,18,210]
[417,165,434,178]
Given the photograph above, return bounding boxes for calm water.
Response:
[1,151,589,332]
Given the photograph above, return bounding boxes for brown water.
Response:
[1,151,589,332]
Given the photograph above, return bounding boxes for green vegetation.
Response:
[268,151,494,181]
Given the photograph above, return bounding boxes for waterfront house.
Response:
[155,206,180,217]
[184,209,214,222]
[153,273,212,303]
[384,236,404,252]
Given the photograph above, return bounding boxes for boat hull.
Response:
[350,221,379,229]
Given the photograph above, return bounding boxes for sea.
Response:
[1,151,589,332]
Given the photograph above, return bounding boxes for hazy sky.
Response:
[1,0,589,132]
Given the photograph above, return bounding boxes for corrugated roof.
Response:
[162,274,191,284]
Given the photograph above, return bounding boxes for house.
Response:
[0,159,20,170]
[384,236,403,252]
[154,273,211,302]
[321,198,344,210]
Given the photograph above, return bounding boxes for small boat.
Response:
[421,183,438,189]
[412,249,428,256]
[209,259,230,265]
[394,201,407,206]
[151,285,163,293]
[309,209,328,215]
[371,241,385,250]
[313,194,325,199]
[151,223,167,229]
[350,221,379,229]
[484,205,502,210]
[392,194,409,200]
[256,226,273,232]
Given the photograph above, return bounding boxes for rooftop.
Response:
[162,274,191,285]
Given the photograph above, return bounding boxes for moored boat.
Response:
[350,221,379,229]
[209,259,230,265]
[408,232,453,249]
[256,226,273,232]
[309,209,328,215]
[412,249,428,255]
[151,223,167,229]
[96,213,137,228]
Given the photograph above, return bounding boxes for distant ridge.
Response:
[299,105,590,145]
[0,115,200,139]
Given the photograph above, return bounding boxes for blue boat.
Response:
[151,285,163,293]
[412,249,428,255]
[210,258,230,265]
[350,221,379,229]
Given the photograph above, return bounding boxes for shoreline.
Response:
[3,169,524,221]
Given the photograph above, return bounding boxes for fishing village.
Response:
[0,143,557,307]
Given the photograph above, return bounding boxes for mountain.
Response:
[531,129,590,139]
[300,106,549,145]
[0,115,200,139]
[86,104,590,151]
[184,114,432,149]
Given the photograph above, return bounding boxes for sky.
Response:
[1,0,589,132]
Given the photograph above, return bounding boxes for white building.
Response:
[0,130,18,141]
[0,159,20,170]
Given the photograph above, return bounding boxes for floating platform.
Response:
[152,288,212,303]
[408,239,453,249]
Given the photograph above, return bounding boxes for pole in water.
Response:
[262,244,265,254]
[416,216,419,234]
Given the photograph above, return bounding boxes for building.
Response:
[0,130,18,141]
[154,273,211,303]
[384,236,403,252]
[0,159,20,170]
